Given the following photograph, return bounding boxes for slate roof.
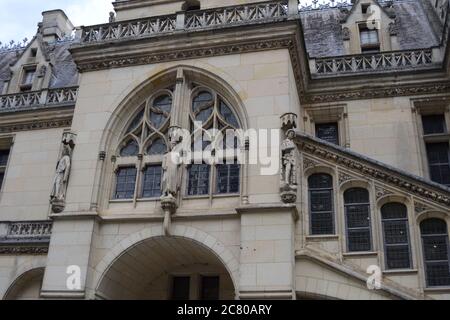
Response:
[300,0,441,58]
[0,41,78,94]
[0,0,444,91]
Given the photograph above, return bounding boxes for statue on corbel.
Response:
[280,113,298,204]
[161,126,185,235]
[50,132,76,213]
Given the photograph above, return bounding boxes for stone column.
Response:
[237,205,298,300]
[40,215,97,299]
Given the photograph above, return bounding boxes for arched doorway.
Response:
[4,268,44,300]
[96,236,236,300]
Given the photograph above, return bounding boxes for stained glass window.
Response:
[120,140,139,157]
[146,138,167,155]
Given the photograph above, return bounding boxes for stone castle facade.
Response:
[0,0,449,300]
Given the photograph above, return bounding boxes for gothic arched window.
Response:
[420,218,450,287]
[344,188,372,252]
[188,86,241,196]
[114,90,172,200]
[381,203,412,270]
[308,173,335,235]
[113,73,242,202]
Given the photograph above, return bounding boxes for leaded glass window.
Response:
[344,188,372,252]
[381,203,412,270]
[308,173,335,235]
[142,165,162,198]
[114,167,137,199]
[188,164,210,196]
[114,89,173,201]
[421,219,450,287]
[426,142,450,187]
[113,76,243,202]
[316,123,339,145]
[216,164,240,194]
[188,87,241,196]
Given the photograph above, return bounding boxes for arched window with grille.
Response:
[308,173,335,235]
[381,203,412,270]
[344,188,372,252]
[420,218,450,287]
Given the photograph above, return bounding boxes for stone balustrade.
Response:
[310,48,438,78]
[0,221,52,243]
[0,87,78,113]
[80,1,291,44]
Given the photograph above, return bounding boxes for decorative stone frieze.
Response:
[0,221,52,255]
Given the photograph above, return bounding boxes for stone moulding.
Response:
[0,221,52,255]
[0,118,72,134]
[75,38,294,72]
[292,131,450,208]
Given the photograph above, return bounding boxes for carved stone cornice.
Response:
[292,131,450,208]
[75,37,294,72]
[305,81,450,104]
[0,118,72,134]
[0,246,49,255]
[0,108,73,133]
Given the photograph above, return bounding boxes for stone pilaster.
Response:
[237,204,298,300]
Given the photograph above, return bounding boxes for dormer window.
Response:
[20,67,36,92]
[359,25,380,53]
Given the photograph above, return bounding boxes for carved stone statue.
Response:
[161,127,184,235]
[161,133,183,199]
[50,133,76,213]
[109,12,116,23]
[50,145,72,209]
[280,130,298,204]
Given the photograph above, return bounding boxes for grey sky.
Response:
[0,0,113,44]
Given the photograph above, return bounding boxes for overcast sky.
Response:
[0,0,114,44]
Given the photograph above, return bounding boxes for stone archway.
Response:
[94,225,239,300]
[3,268,45,300]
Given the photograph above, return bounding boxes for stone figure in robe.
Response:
[280,132,297,188]
[161,134,183,199]
[50,145,72,202]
